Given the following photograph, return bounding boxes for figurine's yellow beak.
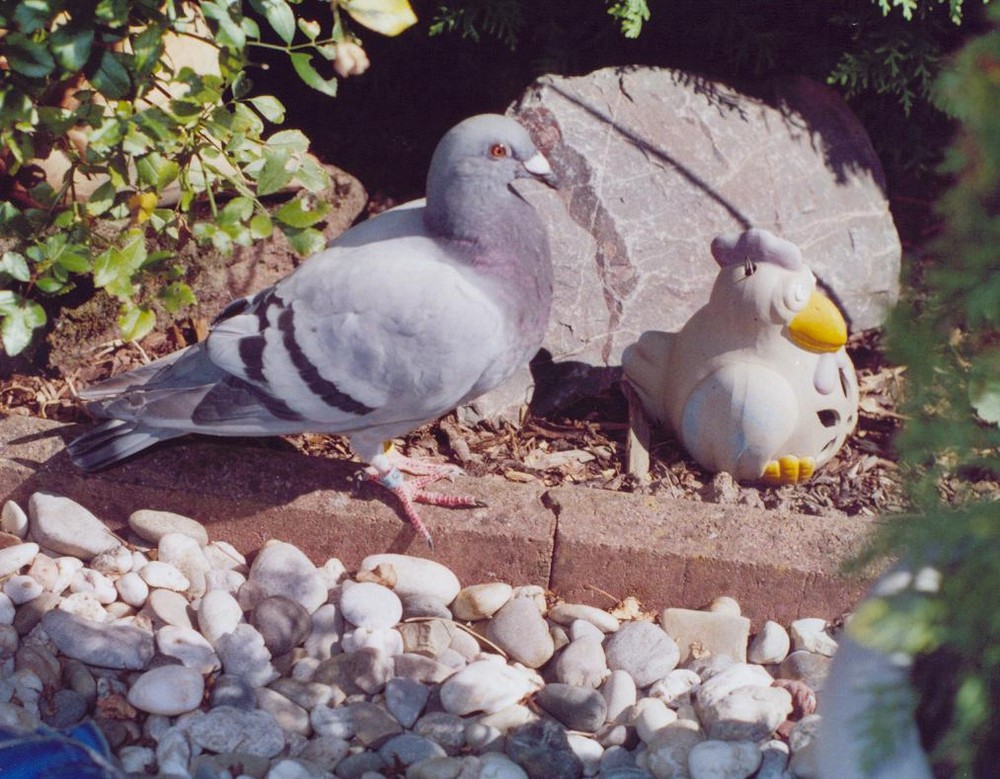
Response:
[788,291,847,353]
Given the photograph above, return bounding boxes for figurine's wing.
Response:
[680,362,798,481]
[621,330,677,426]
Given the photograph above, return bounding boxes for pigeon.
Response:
[68,114,557,546]
[622,228,858,484]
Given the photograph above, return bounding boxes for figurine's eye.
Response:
[786,281,811,310]
[743,257,757,277]
[490,143,510,159]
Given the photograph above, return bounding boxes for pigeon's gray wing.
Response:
[203,207,515,450]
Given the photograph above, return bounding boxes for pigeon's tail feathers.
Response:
[621,330,676,425]
[76,348,189,401]
[67,419,184,472]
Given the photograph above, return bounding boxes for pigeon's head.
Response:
[710,228,847,353]
[426,114,556,204]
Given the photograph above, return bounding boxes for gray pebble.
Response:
[40,688,88,729]
[534,683,608,733]
[349,646,394,694]
[247,540,327,614]
[251,595,312,657]
[62,659,97,705]
[400,592,452,620]
[505,719,585,779]
[305,603,343,660]
[256,686,310,736]
[42,609,154,670]
[12,592,59,636]
[350,701,403,747]
[485,597,554,668]
[555,637,608,688]
[413,711,467,755]
[378,733,447,766]
[210,674,258,710]
[604,621,680,687]
[269,677,334,710]
[333,751,387,779]
[187,705,286,757]
[215,622,279,687]
[295,734,351,770]
[777,650,832,692]
[384,677,429,728]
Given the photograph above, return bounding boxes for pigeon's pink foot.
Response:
[366,446,486,548]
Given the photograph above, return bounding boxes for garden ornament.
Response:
[69,114,557,548]
[622,228,858,484]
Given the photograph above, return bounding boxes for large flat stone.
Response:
[0,415,874,626]
[476,67,900,420]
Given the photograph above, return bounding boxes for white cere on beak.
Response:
[523,152,552,177]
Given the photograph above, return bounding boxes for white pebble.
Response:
[567,733,604,776]
[747,620,791,665]
[116,572,150,608]
[204,568,246,595]
[688,739,763,779]
[359,553,461,604]
[440,660,542,716]
[789,618,838,657]
[128,665,205,716]
[70,568,117,605]
[4,575,42,605]
[198,589,244,647]
[318,558,347,589]
[90,545,135,575]
[451,582,513,621]
[118,745,155,774]
[139,561,190,592]
[707,596,742,616]
[51,556,84,594]
[0,543,38,578]
[339,581,402,630]
[57,592,108,622]
[1,500,28,538]
[650,668,702,708]
[631,697,678,744]
[157,625,220,674]
[202,540,247,572]
[341,627,404,656]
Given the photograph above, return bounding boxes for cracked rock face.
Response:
[469,67,900,422]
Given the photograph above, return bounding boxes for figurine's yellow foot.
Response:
[762,455,816,485]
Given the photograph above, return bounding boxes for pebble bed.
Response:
[0,491,840,779]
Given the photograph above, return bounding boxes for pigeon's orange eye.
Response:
[490,143,509,159]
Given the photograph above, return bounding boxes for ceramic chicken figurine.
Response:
[622,228,859,485]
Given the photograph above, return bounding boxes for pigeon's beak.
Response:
[522,151,559,189]
[787,291,848,353]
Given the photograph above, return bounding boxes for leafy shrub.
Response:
[850,4,1000,775]
[0,0,416,357]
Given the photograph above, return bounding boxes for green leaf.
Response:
[90,50,132,100]
[284,226,327,257]
[159,281,196,313]
[288,52,338,98]
[255,151,293,196]
[249,95,286,123]
[131,24,166,78]
[118,305,156,343]
[340,0,418,36]
[297,18,322,41]
[1,298,46,356]
[201,0,248,50]
[221,196,255,224]
[0,252,31,282]
[55,248,92,274]
[292,155,331,193]
[0,291,18,315]
[4,32,56,78]
[50,24,95,72]
[249,212,274,239]
[86,181,118,217]
[274,197,330,229]
[263,0,297,44]
[12,0,51,35]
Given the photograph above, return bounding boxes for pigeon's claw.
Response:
[762,455,816,485]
